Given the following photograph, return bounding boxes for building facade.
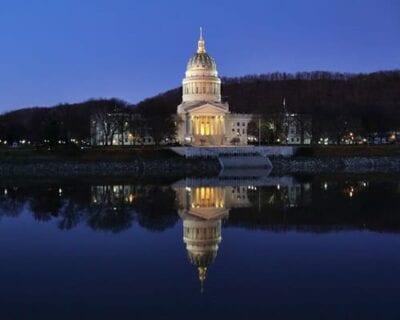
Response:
[176,29,252,146]
[281,113,312,144]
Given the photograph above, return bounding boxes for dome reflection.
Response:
[175,184,252,291]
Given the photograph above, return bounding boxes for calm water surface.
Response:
[1,173,400,319]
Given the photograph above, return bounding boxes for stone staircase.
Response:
[217,154,271,169]
[170,146,280,169]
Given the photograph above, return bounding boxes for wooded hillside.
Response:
[0,71,399,144]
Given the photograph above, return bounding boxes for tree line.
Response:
[0,70,399,145]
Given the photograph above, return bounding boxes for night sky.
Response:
[0,0,399,112]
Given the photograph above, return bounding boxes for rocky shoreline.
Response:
[270,156,400,174]
[0,156,399,178]
[0,158,221,178]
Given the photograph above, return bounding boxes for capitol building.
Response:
[90,29,311,147]
[176,29,252,146]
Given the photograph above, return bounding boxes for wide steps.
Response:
[169,146,285,169]
[218,155,271,169]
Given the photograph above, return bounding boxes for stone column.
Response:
[186,114,190,137]
[222,115,226,145]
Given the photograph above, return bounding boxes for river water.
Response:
[1,173,400,319]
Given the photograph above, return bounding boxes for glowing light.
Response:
[348,186,354,198]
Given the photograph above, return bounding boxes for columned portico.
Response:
[191,115,224,145]
[191,115,224,136]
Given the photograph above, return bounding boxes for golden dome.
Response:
[186,28,217,72]
[187,53,217,71]
[187,249,218,267]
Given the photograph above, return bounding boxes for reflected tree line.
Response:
[228,178,400,233]
[0,177,400,233]
[0,185,178,233]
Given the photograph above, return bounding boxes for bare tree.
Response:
[92,111,119,146]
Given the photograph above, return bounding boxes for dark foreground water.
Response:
[1,173,400,319]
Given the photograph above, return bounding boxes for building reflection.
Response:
[174,183,252,291]
[342,181,369,198]
[281,183,312,208]
[172,172,325,290]
[4,175,400,291]
[91,185,143,206]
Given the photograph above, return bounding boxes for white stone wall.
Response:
[170,146,297,158]
[182,78,221,103]
[225,114,253,145]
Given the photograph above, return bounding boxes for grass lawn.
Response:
[0,144,399,163]
[0,145,182,163]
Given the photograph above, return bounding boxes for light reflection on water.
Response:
[0,174,400,319]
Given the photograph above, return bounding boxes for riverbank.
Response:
[0,146,399,177]
[1,155,399,178]
[271,145,400,174]
[0,159,221,178]
[270,156,400,175]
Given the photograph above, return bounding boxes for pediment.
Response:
[188,208,229,220]
[188,103,229,115]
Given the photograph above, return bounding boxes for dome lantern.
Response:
[197,27,206,54]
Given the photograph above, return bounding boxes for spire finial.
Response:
[197,27,206,53]
[198,266,207,293]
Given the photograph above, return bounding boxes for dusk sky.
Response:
[0,0,399,112]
